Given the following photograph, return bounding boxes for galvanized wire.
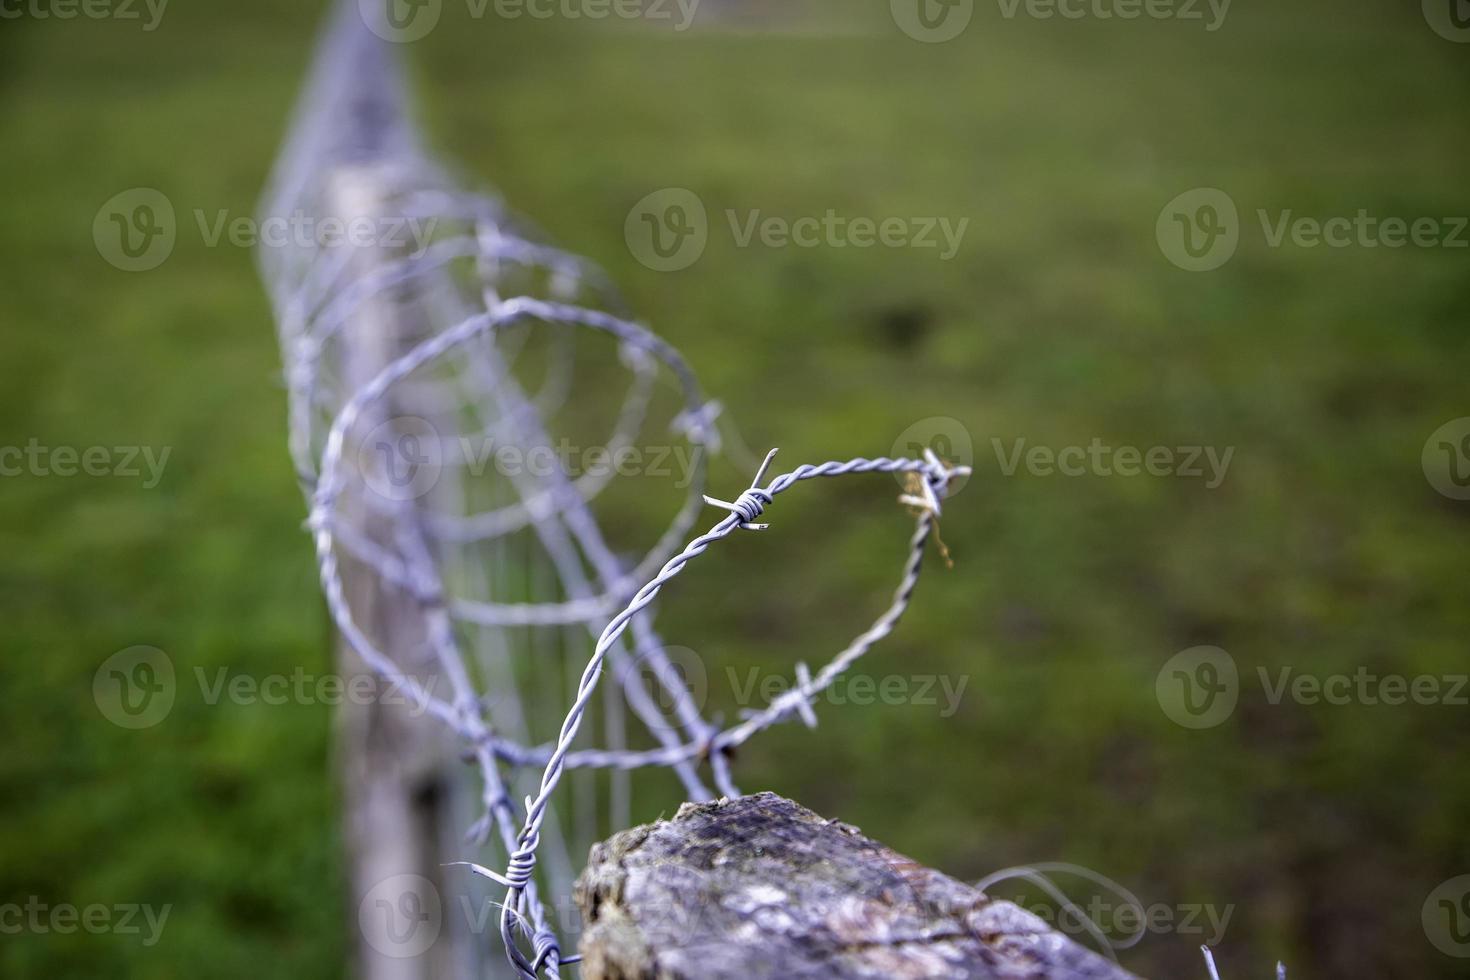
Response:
[260,2,968,976]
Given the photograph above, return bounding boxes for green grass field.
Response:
[2,1,1468,976]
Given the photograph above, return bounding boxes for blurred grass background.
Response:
[2,0,1469,977]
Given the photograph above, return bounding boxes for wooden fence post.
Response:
[576,792,1144,980]
[329,165,478,980]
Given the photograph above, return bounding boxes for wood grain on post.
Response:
[575,792,1142,980]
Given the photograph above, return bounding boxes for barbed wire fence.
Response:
[257,2,966,978]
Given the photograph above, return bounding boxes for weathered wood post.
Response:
[329,165,475,980]
[575,793,1143,980]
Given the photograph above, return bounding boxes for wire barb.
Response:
[899,449,971,569]
[703,447,779,530]
[263,6,967,978]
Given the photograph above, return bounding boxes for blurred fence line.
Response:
[257,2,963,976]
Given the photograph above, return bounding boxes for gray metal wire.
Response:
[1201,946,1287,980]
[466,448,965,977]
[260,2,969,976]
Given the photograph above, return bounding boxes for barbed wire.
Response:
[475,448,964,976]
[1202,946,1287,980]
[259,2,966,976]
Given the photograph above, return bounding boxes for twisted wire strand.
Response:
[445,289,716,802]
[265,4,970,976]
[310,296,718,627]
[492,450,969,977]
